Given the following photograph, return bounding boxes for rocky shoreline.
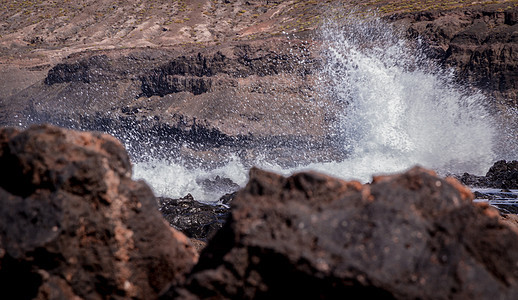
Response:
[2,2,518,164]
[2,124,518,299]
[158,159,518,246]
[1,1,518,298]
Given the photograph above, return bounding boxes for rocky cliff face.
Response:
[1,1,516,166]
[398,7,518,106]
[2,37,336,166]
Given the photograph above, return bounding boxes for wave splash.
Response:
[134,16,497,201]
[318,16,495,176]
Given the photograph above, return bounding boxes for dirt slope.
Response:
[0,0,517,164]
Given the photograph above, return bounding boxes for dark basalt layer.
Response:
[43,41,316,97]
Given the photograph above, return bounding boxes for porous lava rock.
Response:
[165,167,518,299]
[485,160,518,189]
[458,160,518,189]
[401,7,518,105]
[0,124,197,299]
[159,194,229,241]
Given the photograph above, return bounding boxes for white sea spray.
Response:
[134,15,499,201]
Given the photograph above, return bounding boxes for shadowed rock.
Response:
[401,7,518,105]
[159,194,229,242]
[458,160,518,189]
[164,167,518,299]
[485,160,518,189]
[0,124,197,299]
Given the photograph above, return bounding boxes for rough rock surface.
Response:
[398,7,518,106]
[1,39,333,166]
[458,160,518,189]
[159,194,229,242]
[165,167,518,299]
[0,124,197,299]
[486,160,518,188]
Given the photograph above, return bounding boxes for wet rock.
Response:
[458,160,518,189]
[164,167,518,299]
[197,175,241,196]
[401,7,518,105]
[492,204,518,215]
[457,172,488,187]
[0,124,197,299]
[485,160,518,189]
[159,194,229,241]
[218,191,238,205]
[472,188,518,215]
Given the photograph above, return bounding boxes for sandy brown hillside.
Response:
[0,0,517,164]
[0,0,516,97]
[1,0,516,62]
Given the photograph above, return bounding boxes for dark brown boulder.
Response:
[485,160,518,189]
[457,160,518,189]
[0,124,197,299]
[159,194,229,241]
[166,167,518,299]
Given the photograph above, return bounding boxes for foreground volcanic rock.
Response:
[2,125,518,299]
[0,125,197,299]
[166,167,518,299]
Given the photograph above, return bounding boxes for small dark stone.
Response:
[218,191,237,204]
[159,195,229,241]
[197,175,241,195]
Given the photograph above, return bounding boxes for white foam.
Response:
[317,16,495,176]
[133,155,248,202]
[133,15,502,202]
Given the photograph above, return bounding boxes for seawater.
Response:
[133,16,498,202]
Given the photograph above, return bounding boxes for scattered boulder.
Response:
[197,175,241,197]
[457,172,487,187]
[165,167,518,299]
[458,160,518,189]
[0,124,197,299]
[159,194,229,241]
[485,160,518,189]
